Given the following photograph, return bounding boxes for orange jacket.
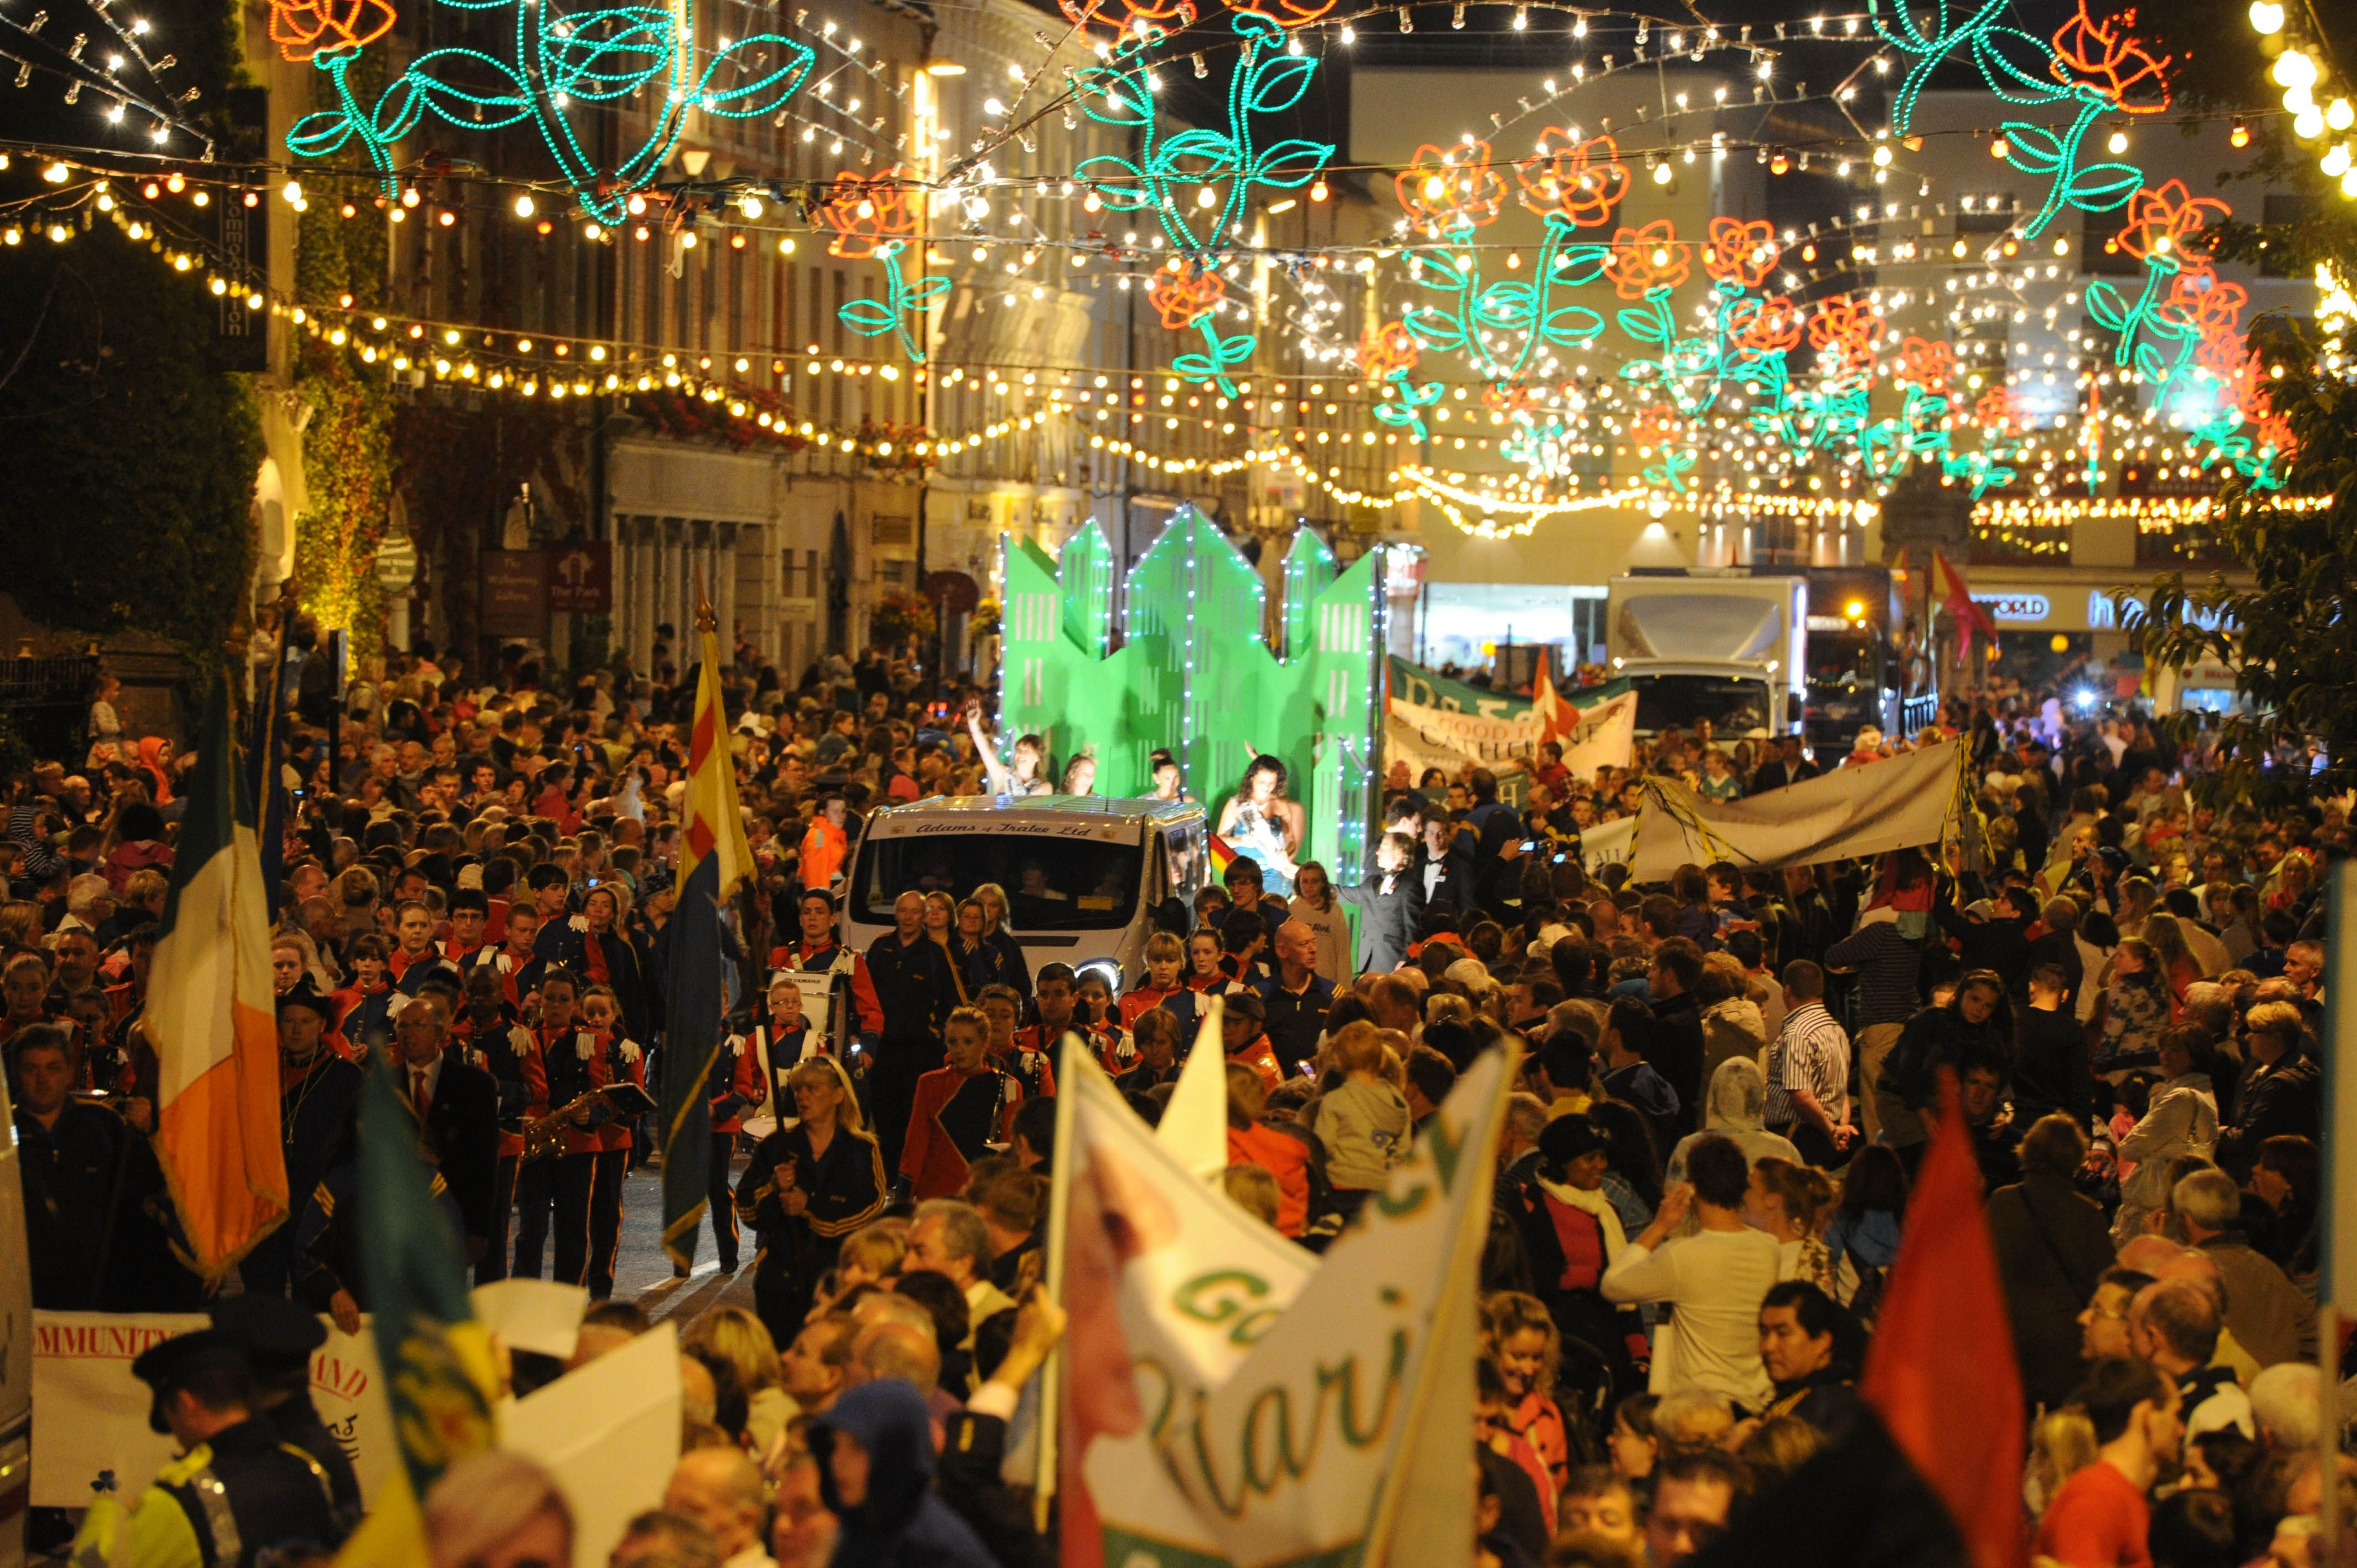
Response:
[800,818,851,888]
[1228,1121,1311,1236]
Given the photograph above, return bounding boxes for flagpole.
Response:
[1361,1041,1519,1567]
[1032,1028,1086,1534]
[2320,860,2356,1562]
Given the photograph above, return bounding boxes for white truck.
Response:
[1605,571,1808,740]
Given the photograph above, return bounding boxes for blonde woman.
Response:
[682,1304,799,1453]
[735,1055,885,1347]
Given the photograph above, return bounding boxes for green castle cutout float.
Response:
[998,508,1383,885]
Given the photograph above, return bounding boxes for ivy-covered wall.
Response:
[291,53,395,657]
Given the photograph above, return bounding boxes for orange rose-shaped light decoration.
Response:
[1604,221,1690,299]
[1512,132,1630,228]
[1807,293,1881,383]
[1630,404,1684,448]
[1395,142,1507,236]
[820,169,920,259]
[1702,217,1779,290]
[1728,294,1804,355]
[1150,261,1226,329]
[2253,409,2294,456]
[1356,321,1419,379]
[2115,179,2229,267]
[1481,384,1542,417]
[2166,264,2250,342]
[1973,386,2025,434]
[269,0,396,60]
[1255,0,1339,27]
[1892,336,1956,394]
[2050,0,2171,114]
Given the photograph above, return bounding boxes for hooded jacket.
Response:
[1665,1058,1801,1185]
[814,1379,998,1568]
[1699,996,1767,1090]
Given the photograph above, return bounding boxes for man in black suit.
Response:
[390,990,501,1264]
[1416,814,1475,937]
[1747,734,1823,795]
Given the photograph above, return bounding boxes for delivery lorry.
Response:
[1605,571,1808,740]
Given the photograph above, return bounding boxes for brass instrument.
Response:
[519,1081,659,1163]
[520,1088,608,1164]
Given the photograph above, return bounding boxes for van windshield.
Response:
[1627,673,1774,736]
[851,832,1145,931]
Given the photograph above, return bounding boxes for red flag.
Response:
[1933,550,1998,664]
[1530,644,1573,745]
[1860,1071,2026,1568]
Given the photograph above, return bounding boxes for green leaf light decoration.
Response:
[1874,0,2170,239]
[285,0,814,224]
[818,170,946,364]
[1073,9,1333,262]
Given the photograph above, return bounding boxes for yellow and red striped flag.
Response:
[661,616,759,1268]
[146,674,287,1278]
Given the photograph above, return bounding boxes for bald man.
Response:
[663,1444,774,1568]
[850,1319,940,1397]
[2121,1241,2265,1386]
[1257,919,1335,1073]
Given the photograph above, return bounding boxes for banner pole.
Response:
[1031,1028,1087,1534]
[2319,861,2357,1560]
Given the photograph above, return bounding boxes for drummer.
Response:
[740,973,817,1131]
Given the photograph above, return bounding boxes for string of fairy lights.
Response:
[1,0,2339,537]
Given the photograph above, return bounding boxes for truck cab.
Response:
[1605,572,1808,740]
[839,795,1205,994]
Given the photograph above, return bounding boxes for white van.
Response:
[839,796,1206,993]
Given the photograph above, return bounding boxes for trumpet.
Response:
[520,1088,607,1164]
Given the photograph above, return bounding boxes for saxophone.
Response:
[520,1087,609,1164]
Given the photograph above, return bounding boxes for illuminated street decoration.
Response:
[269,0,394,60]
[1875,0,2165,239]
[2089,179,2229,374]
[1357,322,1442,443]
[1610,219,1795,489]
[285,0,813,225]
[1395,132,1629,394]
[1150,259,1254,395]
[1074,8,1333,261]
[822,171,945,364]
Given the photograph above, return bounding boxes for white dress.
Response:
[1226,799,1293,896]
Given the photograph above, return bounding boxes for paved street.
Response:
[607,1159,761,1326]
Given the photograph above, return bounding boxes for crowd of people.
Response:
[4,625,2349,1568]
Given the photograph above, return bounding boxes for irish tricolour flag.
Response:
[147,675,287,1278]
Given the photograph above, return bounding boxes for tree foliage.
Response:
[0,221,261,668]
[2121,211,2357,804]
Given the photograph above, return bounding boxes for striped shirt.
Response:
[1767,1000,1850,1130]
[1823,922,1923,1028]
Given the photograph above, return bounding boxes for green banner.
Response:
[1386,657,1532,720]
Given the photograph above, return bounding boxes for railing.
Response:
[1968,518,2072,566]
[2135,519,2238,566]
[0,653,101,765]
[1900,691,1942,735]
